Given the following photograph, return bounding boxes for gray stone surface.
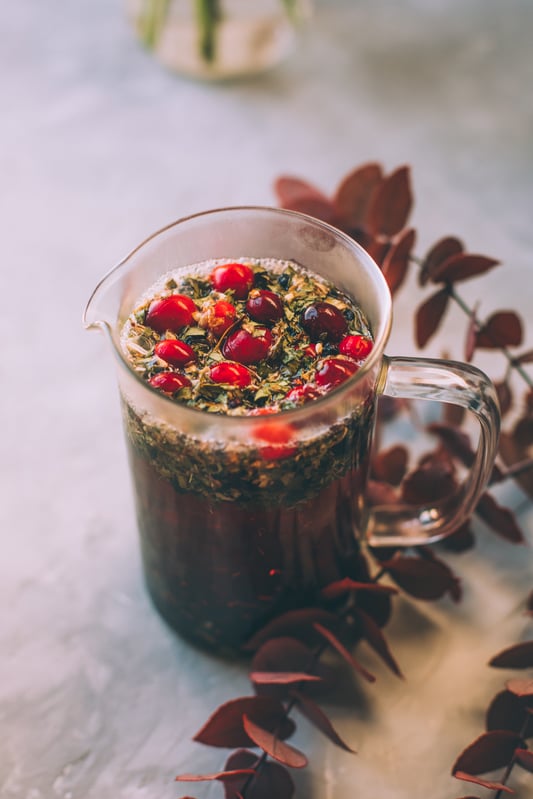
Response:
[1,1,532,797]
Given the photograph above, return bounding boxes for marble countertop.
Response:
[1,1,532,797]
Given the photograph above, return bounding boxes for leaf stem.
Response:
[492,713,531,799]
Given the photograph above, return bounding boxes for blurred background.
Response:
[1,1,532,797]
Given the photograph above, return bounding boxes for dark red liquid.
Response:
[125,431,372,653]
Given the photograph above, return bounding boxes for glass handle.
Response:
[365,355,500,547]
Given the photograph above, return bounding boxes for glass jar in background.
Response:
[126,0,313,80]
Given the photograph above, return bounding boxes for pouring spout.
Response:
[83,262,124,334]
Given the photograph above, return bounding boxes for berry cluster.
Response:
[123,259,374,416]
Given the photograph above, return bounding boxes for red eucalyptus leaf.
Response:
[193,697,294,748]
[427,423,475,467]
[401,458,458,504]
[506,678,533,698]
[417,546,462,601]
[419,236,464,286]
[250,672,322,686]
[528,590,533,614]
[333,162,383,228]
[274,176,328,207]
[291,688,356,753]
[175,769,256,783]
[452,730,525,775]
[382,555,460,602]
[489,641,533,669]
[453,771,514,793]
[281,195,339,226]
[486,689,533,737]
[453,796,482,799]
[499,431,533,499]
[371,444,409,486]
[430,253,500,284]
[515,748,533,772]
[464,307,478,362]
[365,237,391,268]
[440,521,476,553]
[252,637,314,674]
[476,493,526,544]
[381,227,416,295]
[365,165,412,237]
[321,578,397,601]
[495,380,513,417]
[224,750,294,799]
[366,478,400,506]
[244,608,340,651]
[242,715,308,769]
[517,348,533,364]
[313,621,376,683]
[476,311,523,349]
[356,609,403,678]
[415,288,450,348]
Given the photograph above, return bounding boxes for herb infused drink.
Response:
[121,258,375,650]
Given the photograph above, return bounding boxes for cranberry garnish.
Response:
[285,384,321,404]
[154,339,196,367]
[315,357,359,388]
[253,421,298,460]
[246,289,284,325]
[198,299,237,338]
[300,302,348,342]
[210,361,252,388]
[145,294,196,333]
[210,262,254,299]
[339,334,373,360]
[222,327,273,365]
[149,372,191,394]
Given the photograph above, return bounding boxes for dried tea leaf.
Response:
[250,672,322,685]
[430,253,500,284]
[274,175,329,207]
[242,715,308,769]
[506,678,533,698]
[193,697,294,748]
[291,688,356,753]
[415,288,450,348]
[365,165,412,237]
[476,311,524,349]
[382,555,460,602]
[452,730,524,775]
[224,750,294,799]
[486,689,533,736]
[489,641,533,669]
[381,227,416,295]
[371,445,409,486]
[333,162,383,229]
[495,380,513,417]
[244,608,340,651]
[515,748,533,772]
[476,493,526,544]
[313,622,376,683]
[321,578,397,601]
[453,771,514,793]
[356,609,403,678]
[419,236,464,286]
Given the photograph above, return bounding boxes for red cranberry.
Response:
[246,290,284,324]
[222,327,273,365]
[253,421,298,460]
[315,357,359,388]
[210,361,252,388]
[145,294,196,333]
[300,302,348,342]
[339,334,373,360]
[285,384,321,404]
[149,372,191,394]
[154,339,196,367]
[211,299,237,336]
[210,262,254,299]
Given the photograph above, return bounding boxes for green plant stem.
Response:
[195,0,222,63]
[140,0,170,48]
